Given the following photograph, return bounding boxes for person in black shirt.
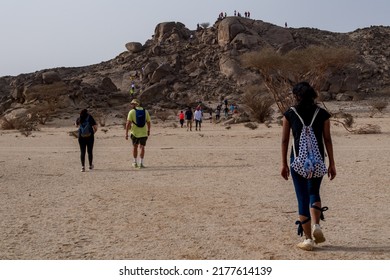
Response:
[185,107,193,131]
[281,82,336,251]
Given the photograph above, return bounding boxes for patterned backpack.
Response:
[290,107,327,179]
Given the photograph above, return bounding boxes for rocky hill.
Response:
[0,17,389,126]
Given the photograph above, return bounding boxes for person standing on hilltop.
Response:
[125,99,151,168]
[75,109,98,172]
[280,82,336,251]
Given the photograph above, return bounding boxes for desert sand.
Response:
[0,101,389,260]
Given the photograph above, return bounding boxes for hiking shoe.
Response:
[89,164,94,170]
[312,224,326,244]
[138,163,145,169]
[81,167,85,172]
[297,239,314,251]
[132,162,138,168]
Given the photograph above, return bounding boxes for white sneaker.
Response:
[81,166,85,172]
[132,162,138,168]
[312,224,326,244]
[297,239,314,251]
[89,164,94,170]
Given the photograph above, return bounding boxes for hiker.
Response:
[194,106,203,131]
[130,81,135,94]
[185,107,193,131]
[179,110,185,128]
[125,99,151,168]
[215,105,221,121]
[280,82,336,251]
[75,109,98,172]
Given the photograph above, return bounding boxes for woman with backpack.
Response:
[280,82,336,251]
[75,109,98,172]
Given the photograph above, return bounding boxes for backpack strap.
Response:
[309,108,320,126]
[290,107,305,126]
[290,107,320,127]
[290,107,320,158]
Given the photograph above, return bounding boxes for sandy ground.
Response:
[0,102,389,260]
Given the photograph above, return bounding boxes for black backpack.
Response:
[132,108,146,127]
[79,116,93,137]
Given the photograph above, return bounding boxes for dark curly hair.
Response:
[292,82,318,108]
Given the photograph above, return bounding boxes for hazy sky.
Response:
[1,0,389,77]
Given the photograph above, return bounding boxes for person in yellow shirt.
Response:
[125,99,151,168]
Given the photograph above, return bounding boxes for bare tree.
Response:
[241,46,356,113]
[199,22,210,29]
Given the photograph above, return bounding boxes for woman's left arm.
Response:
[280,117,291,180]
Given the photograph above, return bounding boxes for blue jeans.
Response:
[290,157,323,218]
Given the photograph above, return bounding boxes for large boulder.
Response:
[100,77,118,92]
[125,42,143,53]
[218,18,246,46]
[42,71,61,84]
[154,22,190,42]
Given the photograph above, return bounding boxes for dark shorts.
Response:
[131,134,148,146]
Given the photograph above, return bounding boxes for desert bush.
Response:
[155,110,171,122]
[4,116,39,137]
[241,86,274,123]
[92,109,107,127]
[369,99,388,117]
[333,112,354,129]
[353,124,381,134]
[244,122,258,130]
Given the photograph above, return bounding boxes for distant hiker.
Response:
[125,99,151,168]
[194,106,203,131]
[224,106,229,118]
[215,105,221,121]
[75,109,98,172]
[179,110,185,128]
[230,104,235,113]
[285,22,288,28]
[130,81,135,94]
[185,107,193,131]
[234,10,236,16]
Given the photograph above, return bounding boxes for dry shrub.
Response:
[241,86,274,123]
[353,124,381,134]
[369,99,388,117]
[155,110,171,122]
[331,111,357,132]
[4,116,39,137]
[92,110,107,127]
[244,122,258,130]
